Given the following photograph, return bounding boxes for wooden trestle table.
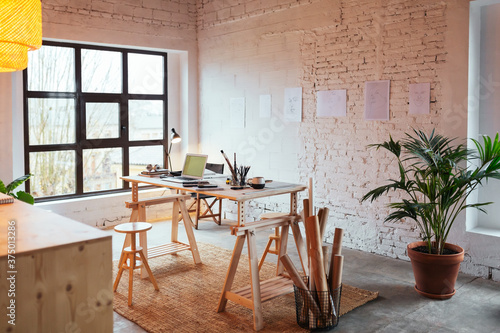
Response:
[121,175,308,331]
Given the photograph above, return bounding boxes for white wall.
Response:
[1,0,498,280]
[196,0,500,280]
[0,0,199,227]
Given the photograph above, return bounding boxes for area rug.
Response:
[113,242,378,332]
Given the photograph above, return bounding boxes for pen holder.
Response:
[230,175,240,186]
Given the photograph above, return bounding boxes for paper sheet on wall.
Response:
[259,94,271,118]
[409,83,430,115]
[284,87,302,122]
[317,90,347,117]
[230,97,245,128]
[364,80,390,121]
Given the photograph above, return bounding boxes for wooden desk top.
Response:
[121,175,307,201]
[0,200,111,257]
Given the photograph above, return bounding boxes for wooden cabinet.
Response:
[0,200,113,332]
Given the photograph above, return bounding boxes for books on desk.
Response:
[194,186,223,191]
[0,193,14,204]
[161,178,210,186]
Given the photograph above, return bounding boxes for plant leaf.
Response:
[15,191,35,205]
[6,174,32,194]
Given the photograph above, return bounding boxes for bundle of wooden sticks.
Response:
[280,198,344,329]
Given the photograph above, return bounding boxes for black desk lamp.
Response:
[167,128,181,171]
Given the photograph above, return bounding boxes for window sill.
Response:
[467,226,500,238]
[35,188,169,207]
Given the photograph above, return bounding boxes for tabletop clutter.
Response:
[281,198,345,330]
[221,150,251,188]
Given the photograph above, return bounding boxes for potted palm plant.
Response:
[362,129,500,299]
[0,174,34,204]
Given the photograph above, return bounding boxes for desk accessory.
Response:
[198,184,217,188]
[166,128,182,170]
[0,193,14,204]
[221,150,238,180]
[248,177,265,189]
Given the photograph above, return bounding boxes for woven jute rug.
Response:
[113,242,378,332]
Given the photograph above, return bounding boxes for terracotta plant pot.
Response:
[407,241,464,300]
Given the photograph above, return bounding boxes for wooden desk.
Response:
[121,175,306,227]
[121,175,307,331]
[0,200,113,332]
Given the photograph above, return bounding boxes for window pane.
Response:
[128,53,164,94]
[28,98,75,145]
[83,148,123,192]
[129,100,164,141]
[86,103,120,139]
[27,45,75,92]
[130,146,164,176]
[82,49,122,93]
[29,151,76,197]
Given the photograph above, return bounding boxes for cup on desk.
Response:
[248,177,265,189]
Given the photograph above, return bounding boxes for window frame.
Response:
[23,40,168,202]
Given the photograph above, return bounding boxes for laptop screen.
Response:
[181,153,208,179]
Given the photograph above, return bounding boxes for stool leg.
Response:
[274,227,281,274]
[138,250,159,291]
[128,235,137,306]
[128,253,134,306]
[258,238,273,271]
[113,253,127,292]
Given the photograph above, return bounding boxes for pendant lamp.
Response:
[0,0,42,72]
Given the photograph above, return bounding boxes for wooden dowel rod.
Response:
[329,228,343,281]
[280,254,321,314]
[303,199,310,220]
[332,228,343,256]
[305,216,328,293]
[308,178,314,215]
[322,245,330,276]
[318,207,330,241]
[331,254,344,290]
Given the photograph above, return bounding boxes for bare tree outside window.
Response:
[24,42,167,200]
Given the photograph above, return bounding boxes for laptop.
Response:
[163,153,208,183]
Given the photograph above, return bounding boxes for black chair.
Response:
[186,163,224,229]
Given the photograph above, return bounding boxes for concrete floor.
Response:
[107,219,500,333]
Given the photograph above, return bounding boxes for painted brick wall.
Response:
[196,0,499,280]
[42,0,198,31]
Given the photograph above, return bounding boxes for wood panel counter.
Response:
[0,199,113,332]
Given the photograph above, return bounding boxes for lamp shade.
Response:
[171,128,181,143]
[0,0,42,72]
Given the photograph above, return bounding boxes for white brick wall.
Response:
[4,0,495,281]
[43,0,198,31]
[197,0,500,281]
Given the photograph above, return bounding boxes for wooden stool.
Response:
[258,212,288,272]
[113,222,159,306]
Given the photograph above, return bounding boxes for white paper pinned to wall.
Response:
[409,82,430,115]
[284,87,302,122]
[317,90,347,117]
[364,80,390,121]
[259,94,271,118]
[230,97,245,128]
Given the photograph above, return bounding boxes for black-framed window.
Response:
[23,41,168,201]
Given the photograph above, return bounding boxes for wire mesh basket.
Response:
[293,276,342,331]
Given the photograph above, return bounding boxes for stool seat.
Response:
[113,222,159,306]
[115,222,152,233]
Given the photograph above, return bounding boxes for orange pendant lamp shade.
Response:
[0,0,42,72]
